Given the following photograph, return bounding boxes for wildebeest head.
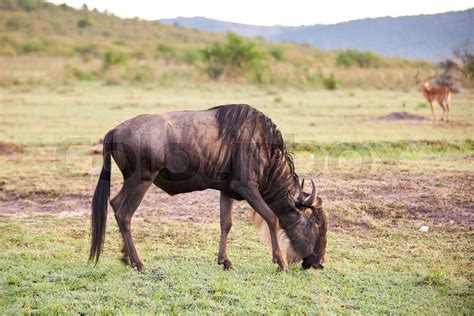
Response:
[291,179,328,269]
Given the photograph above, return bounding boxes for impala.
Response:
[415,72,452,122]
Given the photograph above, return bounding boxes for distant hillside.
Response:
[161,9,474,61]
[0,0,435,89]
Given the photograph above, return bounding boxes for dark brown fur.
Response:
[90,104,327,271]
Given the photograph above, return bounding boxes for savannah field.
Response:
[0,81,473,314]
[0,1,474,314]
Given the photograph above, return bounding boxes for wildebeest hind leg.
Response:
[218,192,234,270]
[110,176,153,272]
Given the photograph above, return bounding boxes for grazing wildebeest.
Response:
[90,104,327,271]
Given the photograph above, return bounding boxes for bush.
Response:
[201,32,268,81]
[155,43,175,60]
[201,42,225,79]
[336,50,383,68]
[77,16,92,29]
[72,67,97,80]
[102,50,128,70]
[5,17,21,31]
[18,0,37,11]
[131,65,153,83]
[182,49,199,65]
[21,41,46,54]
[270,47,284,61]
[322,73,340,90]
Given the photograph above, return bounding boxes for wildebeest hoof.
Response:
[131,262,144,272]
[277,261,287,272]
[218,259,234,270]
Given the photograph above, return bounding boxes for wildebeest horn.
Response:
[303,179,317,207]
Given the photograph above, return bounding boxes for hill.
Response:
[161,9,474,61]
[0,0,434,89]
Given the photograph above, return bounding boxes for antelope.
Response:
[415,72,452,122]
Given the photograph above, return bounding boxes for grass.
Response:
[0,82,472,146]
[0,82,473,313]
[0,216,472,314]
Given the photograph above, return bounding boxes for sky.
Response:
[48,0,473,26]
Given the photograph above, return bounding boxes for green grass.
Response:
[1,83,473,145]
[0,82,473,313]
[0,217,472,314]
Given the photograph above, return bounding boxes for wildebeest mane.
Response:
[212,104,299,194]
[213,104,306,266]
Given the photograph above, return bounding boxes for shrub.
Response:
[201,32,268,81]
[155,43,175,60]
[77,16,92,29]
[72,67,97,80]
[21,41,46,54]
[201,42,226,79]
[336,49,383,68]
[270,47,284,61]
[131,65,153,83]
[322,73,340,90]
[18,0,37,11]
[102,50,128,70]
[5,17,21,31]
[182,49,199,65]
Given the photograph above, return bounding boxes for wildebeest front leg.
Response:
[120,243,129,265]
[237,184,286,271]
[218,192,234,270]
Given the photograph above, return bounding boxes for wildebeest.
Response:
[90,104,327,271]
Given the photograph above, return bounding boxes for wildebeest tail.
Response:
[89,130,114,263]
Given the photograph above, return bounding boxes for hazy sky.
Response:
[48,0,473,26]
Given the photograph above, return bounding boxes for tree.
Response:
[77,16,92,29]
[453,41,474,79]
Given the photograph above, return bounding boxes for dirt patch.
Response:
[376,111,427,122]
[317,170,474,231]
[1,170,472,231]
[0,188,249,224]
[0,141,24,155]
